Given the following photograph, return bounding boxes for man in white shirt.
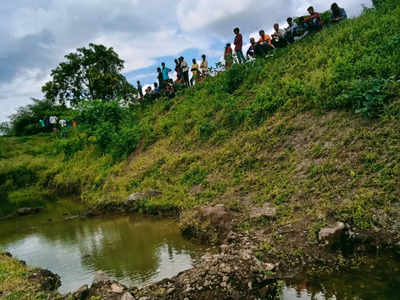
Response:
[49,116,58,125]
[284,17,299,43]
[272,23,287,48]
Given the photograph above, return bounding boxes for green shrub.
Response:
[336,78,392,118]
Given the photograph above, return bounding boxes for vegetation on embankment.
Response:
[1,0,400,243]
[0,253,62,300]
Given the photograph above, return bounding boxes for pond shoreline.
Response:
[2,197,400,299]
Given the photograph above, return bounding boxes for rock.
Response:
[144,189,162,198]
[17,207,41,216]
[394,241,400,255]
[72,284,89,300]
[199,204,233,234]
[126,190,161,204]
[93,271,111,284]
[111,282,124,293]
[2,252,12,257]
[264,263,276,271]
[318,222,346,246]
[166,287,175,295]
[126,192,146,202]
[65,215,79,221]
[180,204,233,243]
[250,203,277,219]
[28,269,61,291]
[121,292,134,300]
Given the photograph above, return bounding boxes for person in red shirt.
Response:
[233,27,246,64]
[303,6,323,31]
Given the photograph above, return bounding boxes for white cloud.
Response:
[0,0,372,122]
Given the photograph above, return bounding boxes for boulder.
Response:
[144,189,162,198]
[200,204,233,232]
[121,292,135,300]
[93,271,111,284]
[111,282,124,293]
[126,192,146,202]
[2,252,12,257]
[73,284,89,300]
[28,269,61,291]
[17,207,41,216]
[249,203,277,220]
[126,190,161,203]
[318,222,346,246]
[181,204,233,243]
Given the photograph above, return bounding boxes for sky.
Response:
[0,0,372,123]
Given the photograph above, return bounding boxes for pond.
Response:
[281,254,400,299]
[0,200,205,293]
[1,200,399,299]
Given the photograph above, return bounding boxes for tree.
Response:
[42,43,137,106]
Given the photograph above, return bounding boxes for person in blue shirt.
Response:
[331,3,347,23]
[161,62,172,83]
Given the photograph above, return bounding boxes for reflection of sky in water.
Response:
[281,287,332,300]
[2,214,399,298]
[1,216,203,294]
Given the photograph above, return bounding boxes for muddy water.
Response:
[0,200,205,293]
[1,199,399,298]
[281,255,400,300]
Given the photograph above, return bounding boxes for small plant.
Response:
[336,78,391,119]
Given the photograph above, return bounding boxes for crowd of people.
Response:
[39,116,77,134]
[137,3,347,101]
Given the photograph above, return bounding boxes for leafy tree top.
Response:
[42,43,137,106]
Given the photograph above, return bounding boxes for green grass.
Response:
[0,254,60,300]
[1,1,400,238]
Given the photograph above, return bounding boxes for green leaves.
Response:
[42,43,137,106]
[336,78,393,119]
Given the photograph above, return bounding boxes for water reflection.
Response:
[0,215,204,293]
[281,255,400,300]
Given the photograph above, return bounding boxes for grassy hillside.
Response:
[0,253,61,300]
[1,1,400,238]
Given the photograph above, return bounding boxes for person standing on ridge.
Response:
[233,27,246,64]
[175,59,182,81]
[224,43,233,69]
[157,67,164,91]
[179,57,190,88]
[161,62,172,83]
[200,54,208,77]
[191,59,199,86]
[137,81,143,98]
[330,3,347,23]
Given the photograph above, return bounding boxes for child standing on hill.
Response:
[224,44,233,69]
[233,27,246,64]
